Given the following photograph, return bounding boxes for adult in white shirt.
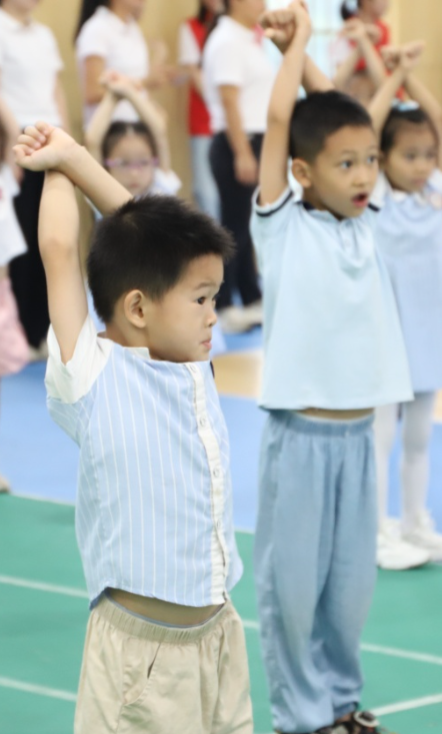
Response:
[76,0,164,127]
[0,0,68,355]
[178,0,223,221]
[203,0,276,333]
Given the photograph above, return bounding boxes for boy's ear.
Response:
[123,289,151,329]
[291,157,313,189]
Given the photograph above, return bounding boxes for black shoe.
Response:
[332,710,397,733]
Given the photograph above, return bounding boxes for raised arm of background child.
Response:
[401,43,442,159]
[334,20,386,97]
[84,89,118,162]
[119,82,171,172]
[259,2,311,205]
[38,171,87,363]
[368,64,407,136]
[369,42,424,135]
[303,55,334,94]
[15,123,132,215]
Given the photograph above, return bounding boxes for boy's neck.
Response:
[1,2,32,24]
[302,188,345,222]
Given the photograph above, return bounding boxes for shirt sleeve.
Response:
[250,187,295,271]
[178,23,201,66]
[45,315,112,404]
[210,40,245,87]
[76,17,108,61]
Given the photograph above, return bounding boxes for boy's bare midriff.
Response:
[109,588,223,625]
[299,407,374,420]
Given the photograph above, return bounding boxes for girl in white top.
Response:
[85,71,181,200]
[369,42,442,568]
[203,0,276,334]
[0,0,68,357]
[0,97,29,491]
[76,0,171,127]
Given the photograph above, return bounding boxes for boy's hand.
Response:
[234,149,258,185]
[14,123,78,172]
[260,0,311,55]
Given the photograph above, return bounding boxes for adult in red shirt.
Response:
[341,0,390,72]
[178,0,223,221]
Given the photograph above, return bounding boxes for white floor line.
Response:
[361,642,442,667]
[0,677,76,702]
[3,574,442,670]
[372,692,442,716]
[0,575,88,599]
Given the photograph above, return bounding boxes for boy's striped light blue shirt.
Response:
[45,316,243,608]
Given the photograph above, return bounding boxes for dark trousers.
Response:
[209,132,263,310]
[10,169,48,348]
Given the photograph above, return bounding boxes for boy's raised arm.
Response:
[38,171,87,363]
[259,2,311,205]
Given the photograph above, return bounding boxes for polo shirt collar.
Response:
[0,7,34,30]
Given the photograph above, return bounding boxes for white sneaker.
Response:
[0,473,11,493]
[218,306,257,334]
[402,511,442,562]
[28,339,49,363]
[377,519,430,570]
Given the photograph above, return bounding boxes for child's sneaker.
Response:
[332,710,396,733]
[0,473,11,493]
[377,519,430,569]
[402,511,442,562]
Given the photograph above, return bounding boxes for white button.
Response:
[188,364,197,374]
[213,467,221,478]
[216,519,222,530]
[199,417,207,428]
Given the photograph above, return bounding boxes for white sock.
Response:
[374,403,399,528]
[400,392,436,534]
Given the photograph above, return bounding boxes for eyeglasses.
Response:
[105,158,158,171]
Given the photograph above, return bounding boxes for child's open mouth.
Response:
[352,193,369,208]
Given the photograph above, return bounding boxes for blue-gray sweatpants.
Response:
[254,411,377,734]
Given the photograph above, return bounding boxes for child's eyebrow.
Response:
[194,280,219,290]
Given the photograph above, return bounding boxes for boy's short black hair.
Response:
[87,195,235,323]
[380,106,439,155]
[289,90,373,162]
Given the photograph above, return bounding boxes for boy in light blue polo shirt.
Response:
[14,124,253,734]
[252,5,412,734]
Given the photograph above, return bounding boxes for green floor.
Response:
[1,495,441,734]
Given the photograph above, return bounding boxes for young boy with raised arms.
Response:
[252,3,412,733]
[14,122,253,734]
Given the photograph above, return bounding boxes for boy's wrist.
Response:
[286,27,310,55]
[58,143,88,177]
